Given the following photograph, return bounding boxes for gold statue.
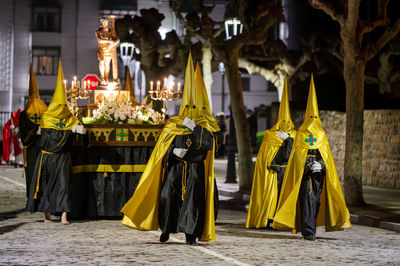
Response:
[96,16,120,86]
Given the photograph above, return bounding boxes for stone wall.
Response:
[287,109,400,190]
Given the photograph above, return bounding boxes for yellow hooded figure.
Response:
[25,65,48,124]
[40,60,79,131]
[19,65,48,196]
[273,75,351,239]
[121,52,216,244]
[124,67,138,105]
[27,60,82,225]
[246,75,296,228]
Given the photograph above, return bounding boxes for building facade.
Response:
[0,0,278,132]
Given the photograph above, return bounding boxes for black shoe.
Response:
[186,239,198,246]
[160,232,169,243]
[304,235,316,241]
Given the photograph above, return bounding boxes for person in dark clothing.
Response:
[27,60,85,224]
[159,123,213,245]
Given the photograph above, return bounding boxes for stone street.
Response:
[1,166,400,265]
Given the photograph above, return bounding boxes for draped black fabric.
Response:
[298,149,326,237]
[26,129,73,214]
[158,126,213,237]
[19,111,40,198]
[69,144,154,218]
[270,137,294,199]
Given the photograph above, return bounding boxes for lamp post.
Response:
[224,17,243,40]
[119,42,135,88]
[218,62,225,113]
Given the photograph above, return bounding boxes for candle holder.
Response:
[65,76,91,117]
[148,78,181,122]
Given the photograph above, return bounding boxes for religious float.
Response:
[65,15,181,218]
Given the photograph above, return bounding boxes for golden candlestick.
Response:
[148,78,181,121]
[65,77,91,117]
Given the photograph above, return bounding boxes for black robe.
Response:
[298,149,326,237]
[270,137,294,200]
[26,128,73,214]
[19,111,40,198]
[158,126,213,238]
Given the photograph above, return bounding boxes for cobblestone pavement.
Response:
[1,166,400,265]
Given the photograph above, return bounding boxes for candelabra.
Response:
[65,76,91,117]
[148,78,181,121]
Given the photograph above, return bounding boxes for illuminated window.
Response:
[32,7,61,32]
[32,47,60,76]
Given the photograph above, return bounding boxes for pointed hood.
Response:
[40,60,79,130]
[178,51,199,119]
[304,74,320,120]
[195,63,220,132]
[271,75,295,132]
[297,74,326,149]
[125,67,138,105]
[25,65,48,124]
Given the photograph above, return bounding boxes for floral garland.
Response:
[82,97,162,125]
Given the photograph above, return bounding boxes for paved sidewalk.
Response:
[214,158,400,233]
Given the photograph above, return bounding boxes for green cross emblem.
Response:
[56,119,66,129]
[305,134,317,146]
[31,113,40,123]
[116,129,128,141]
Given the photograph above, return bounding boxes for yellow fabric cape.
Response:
[121,52,216,242]
[120,117,216,242]
[272,75,351,233]
[40,60,79,130]
[25,65,48,124]
[246,75,296,228]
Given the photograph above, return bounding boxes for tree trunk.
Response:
[201,44,213,110]
[343,59,366,206]
[223,50,253,193]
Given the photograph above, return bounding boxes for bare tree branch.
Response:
[308,0,345,26]
[364,16,400,61]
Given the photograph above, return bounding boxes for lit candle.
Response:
[64,80,67,89]
[77,81,80,88]
[177,82,181,94]
[73,76,77,87]
[157,81,161,91]
[87,81,91,90]
[171,82,175,93]
[83,80,87,89]
[150,81,153,92]
[164,78,167,89]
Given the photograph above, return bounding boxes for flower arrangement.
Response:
[82,97,163,125]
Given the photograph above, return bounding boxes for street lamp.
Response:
[119,42,135,67]
[224,17,243,40]
[218,62,226,113]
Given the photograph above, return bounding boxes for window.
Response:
[32,47,60,76]
[241,77,250,91]
[32,7,61,32]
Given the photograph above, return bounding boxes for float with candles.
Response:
[65,15,181,218]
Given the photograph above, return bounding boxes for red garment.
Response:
[12,110,23,159]
[2,120,12,163]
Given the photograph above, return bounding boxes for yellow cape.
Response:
[25,65,48,124]
[121,52,216,242]
[40,60,79,130]
[272,75,351,233]
[246,75,296,228]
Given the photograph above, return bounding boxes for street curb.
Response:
[218,188,400,233]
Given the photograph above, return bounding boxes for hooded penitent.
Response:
[40,60,79,131]
[246,76,296,228]
[125,67,138,105]
[272,75,351,233]
[19,65,48,196]
[121,52,216,242]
